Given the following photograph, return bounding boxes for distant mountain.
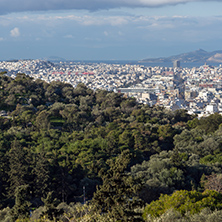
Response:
[45,56,67,62]
[140,49,222,63]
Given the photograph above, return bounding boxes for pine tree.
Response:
[7,140,32,197]
[50,151,75,202]
[11,184,31,221]
[32,152,51,198]
[41,191,63,221]
[92,150,144,221]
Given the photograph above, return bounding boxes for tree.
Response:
[131,151,186,203]
[7,140,32,197]
[143,190,222,220]
[41,192,63,221]
[32,152,51,198]
[119,129,134,148]
[11,185,31,221]
[35,110,50,130]
[92,150,144,221]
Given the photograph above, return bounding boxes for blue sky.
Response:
[0,0,222,60]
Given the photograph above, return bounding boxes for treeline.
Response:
[0,72,222,221]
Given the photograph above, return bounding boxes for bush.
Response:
[144,208,222,222]
[143,190,222,220]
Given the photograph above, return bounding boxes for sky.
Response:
[1,0,222,60]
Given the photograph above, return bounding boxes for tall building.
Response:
[173,60,180,68]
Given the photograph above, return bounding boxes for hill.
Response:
[1,72,222,221]
[140,49,222,63]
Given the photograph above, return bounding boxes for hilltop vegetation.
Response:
[0,72,222,221]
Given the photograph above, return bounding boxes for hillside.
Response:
[1,72,222,221]
[140,49,222,63]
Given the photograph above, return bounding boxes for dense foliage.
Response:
[0,72,222,221]
[143,190,222,219]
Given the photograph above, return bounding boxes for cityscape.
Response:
[1,59,222,117]
[2,0,222,221]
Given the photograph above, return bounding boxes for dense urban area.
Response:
[1,59,222,117]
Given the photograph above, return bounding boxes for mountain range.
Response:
[139,49,222,64]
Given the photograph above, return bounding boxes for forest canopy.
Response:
[0,72,222,221]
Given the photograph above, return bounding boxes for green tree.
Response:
[7,140,32,197]
[35,110,50,130]
[131,151,186,203]
[32,152,51,198]
[41,192,63,221]
[11,185,31,221]
[143,189,222,220]
[92,150,144,221]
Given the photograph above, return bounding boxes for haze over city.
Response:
[1,0,222,60]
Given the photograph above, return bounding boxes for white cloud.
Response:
[4,13,222,30]
[104,31,109,36]
[64,34,74,38]
[10,27,20,37]
[0,37,4,41]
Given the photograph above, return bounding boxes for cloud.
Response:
[64,34,74,38]
[10,27,20,37]
[0,37,4,41]
[0,0,221,14]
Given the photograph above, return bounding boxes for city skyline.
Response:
[1,0,222,60]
